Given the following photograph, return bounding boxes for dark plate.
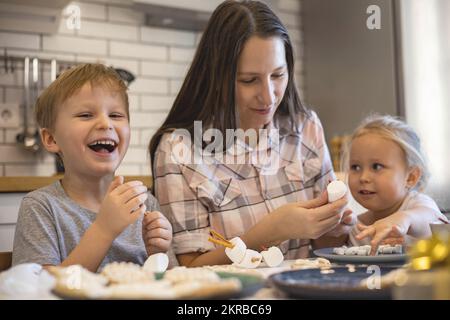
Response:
[314,247,408,264]
[269,266,398,299]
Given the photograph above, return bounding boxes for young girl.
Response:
[344,115,448,252]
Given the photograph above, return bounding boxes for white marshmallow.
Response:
[261,247,284,267]
[333,247,346,255]
[393,244,403,254]
[143,253,169,273]
[233,249,262,269]
[225,237,247,264]
[327,180,348,202]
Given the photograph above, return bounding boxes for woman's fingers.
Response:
[310,197,348,221]
[316,212,341,235]
[297,191,328,209]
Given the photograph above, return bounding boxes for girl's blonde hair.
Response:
[341,114,429,191]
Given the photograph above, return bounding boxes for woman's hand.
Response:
[325,209,355,237]
[142,211,173,256]
[275,191,348,240]
[355,211,410,254]
[95,176,148,239]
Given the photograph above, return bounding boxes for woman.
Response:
[149,0,352,267]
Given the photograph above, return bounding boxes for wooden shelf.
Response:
[0,176,152,193]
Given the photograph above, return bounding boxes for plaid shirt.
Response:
[154,111,335,259]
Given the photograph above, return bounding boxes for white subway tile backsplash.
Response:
[4,128,23,144]
[43,35,107,55]
[0,145,39,163]
[0,70,22,86]
[278,0,301,13]
[141,61,188,78]
[72,2,107,21]
[141,96,174,111]
[4,88,23,104]
[129,129,140,146]
[100,58,139,75]
[115,163,142,176]
[169,47,195,63]
[141,27,196,47]
[170,80,183,95]
[121,146,149,164]
[279,12,300,29]
[127,94,140,112]
[110,41,167,60]
[129,78,168,94]
[0,32,40,50]
[130,111,168,129]
[4,49,77,63]
[140,128,157,147]
[57,16,76,35]
[4,163,56,176]
[108,6,145,25]
[78,20,138,41]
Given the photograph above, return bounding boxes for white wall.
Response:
[0,0,304,177]
[0,193,22,252]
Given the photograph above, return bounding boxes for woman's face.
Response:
[235,36,289,131]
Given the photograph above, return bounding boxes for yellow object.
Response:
[408,234,450,271]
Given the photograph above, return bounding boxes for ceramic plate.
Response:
[313,247,408,264]
[269,266,398,299]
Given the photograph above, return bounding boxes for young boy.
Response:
[12,63,175,272]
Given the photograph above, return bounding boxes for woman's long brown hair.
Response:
[149,0,307,171]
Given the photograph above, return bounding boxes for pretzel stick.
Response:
[210,230,229,242]
[208,237,234,249]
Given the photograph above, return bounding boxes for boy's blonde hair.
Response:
[342,114,429,191]
[35,63,129,130]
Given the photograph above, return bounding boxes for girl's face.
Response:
[43,83,130,178]
[235,36,289,132]
[348,133,417,217]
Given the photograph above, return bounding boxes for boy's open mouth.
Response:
[88,140,118,153]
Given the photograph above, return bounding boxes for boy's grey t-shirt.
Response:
[12,181,165,271]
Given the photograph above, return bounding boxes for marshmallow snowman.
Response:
[327,180,347,202]
[261,246,284,267]
[142,253,169,273]
[233,249,263,269]
[225,237,247,264]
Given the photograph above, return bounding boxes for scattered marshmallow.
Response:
[327,180,347,202]
[261,246,284,267]
[225,237,247,264]
[333,244,401,256]
[143,253,169,273]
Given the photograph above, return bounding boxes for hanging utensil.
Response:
[50,59,57,82]
[16,57,40,152]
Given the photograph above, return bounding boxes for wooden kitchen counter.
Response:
[0,176,152,193]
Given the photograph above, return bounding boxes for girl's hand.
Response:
[276,191,348,240]
[356,212,409,254]
[95,176,148,239]
[142,211,173,256]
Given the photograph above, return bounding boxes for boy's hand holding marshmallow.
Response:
[142,211,173,256]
